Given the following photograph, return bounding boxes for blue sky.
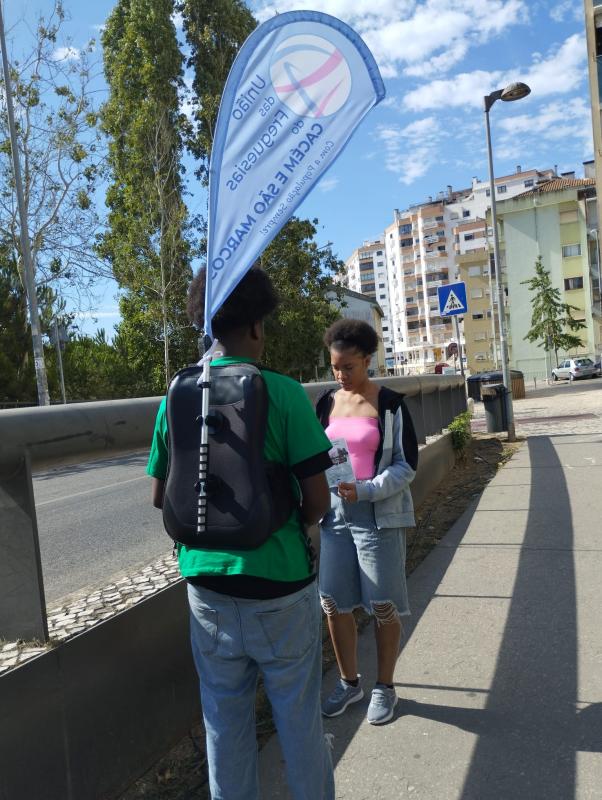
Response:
[5,0,591,336]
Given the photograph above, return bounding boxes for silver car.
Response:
[552,357,598,381]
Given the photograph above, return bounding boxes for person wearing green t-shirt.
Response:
[147,267,334,800]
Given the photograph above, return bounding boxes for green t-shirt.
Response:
[146,357,331,582]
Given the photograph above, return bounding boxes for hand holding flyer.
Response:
[325,438,355,488]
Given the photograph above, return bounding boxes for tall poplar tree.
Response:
[100,0,196,390]
[178,0,256,185]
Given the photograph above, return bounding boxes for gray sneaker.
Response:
[322,679,364,717]
[367,685,398,725]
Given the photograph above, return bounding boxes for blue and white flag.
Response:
[204,10,385,337]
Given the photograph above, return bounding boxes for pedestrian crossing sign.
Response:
[437,282,468,316]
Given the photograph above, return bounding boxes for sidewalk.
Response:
[259,383,602,799]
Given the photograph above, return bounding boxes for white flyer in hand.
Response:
[326,439,355,488]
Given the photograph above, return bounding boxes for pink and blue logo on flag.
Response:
[270,35,352,118]
[203,10,385,338]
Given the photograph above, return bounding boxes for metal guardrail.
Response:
[0,375,466,642]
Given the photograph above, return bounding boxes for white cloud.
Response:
[495,97,593,158]
[404,33,587,111]
[375,116,443,184]
[52,46,80,61]
[251,0,527,78]
[318,176,340,192]
[74,309,120,320]
[550,1,583,23]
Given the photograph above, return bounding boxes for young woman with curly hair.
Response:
[316,318,418,725]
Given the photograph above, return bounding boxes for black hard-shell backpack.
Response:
[162,362,295,549]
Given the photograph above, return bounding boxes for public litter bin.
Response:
[466,374,482,402]
[481,383,507,433]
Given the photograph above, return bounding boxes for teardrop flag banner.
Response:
[204,9,385,337]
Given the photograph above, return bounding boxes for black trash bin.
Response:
[466,374,482,402]
[481,383,507,433]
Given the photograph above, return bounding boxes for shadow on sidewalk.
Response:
[323,498,484,767]
[452,435,598,800]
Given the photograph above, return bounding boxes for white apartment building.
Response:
[344,238,396,360]
[345,166,557,374]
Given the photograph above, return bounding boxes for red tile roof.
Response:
[514,177,595,198]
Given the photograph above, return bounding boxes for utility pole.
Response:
[453,315,465,378]
[53,317,67,403]
[0,2,50,405]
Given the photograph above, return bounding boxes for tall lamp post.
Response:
[484,81,531,442]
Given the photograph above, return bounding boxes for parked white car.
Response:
[552,358,598,381]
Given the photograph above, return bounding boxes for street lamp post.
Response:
[484,81,531,442]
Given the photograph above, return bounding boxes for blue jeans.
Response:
[188,581,334,800]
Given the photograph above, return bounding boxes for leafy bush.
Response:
[448,411,472,455]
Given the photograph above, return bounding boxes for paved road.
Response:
[32,451,169,606]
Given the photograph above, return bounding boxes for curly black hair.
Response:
[324,318,379,356]
[187,266,279,339]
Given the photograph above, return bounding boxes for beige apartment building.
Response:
[454,218,497,373]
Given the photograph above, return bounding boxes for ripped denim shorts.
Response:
[318,489,410,621]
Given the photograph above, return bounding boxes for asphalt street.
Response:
[32,451,169,605]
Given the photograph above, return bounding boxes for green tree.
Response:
[100,0,196,389]
[521,256,586,366]
[179,0,256,184]
[260,218,343,381]
[0,240,59,403]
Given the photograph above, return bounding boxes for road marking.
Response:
[36,475,148,506]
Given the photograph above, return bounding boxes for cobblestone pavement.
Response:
[472,378,602,436]
[0,552,179,674]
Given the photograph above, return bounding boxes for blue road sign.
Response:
[437,281,468,316]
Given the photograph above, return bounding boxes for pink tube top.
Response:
[325,417,380,481]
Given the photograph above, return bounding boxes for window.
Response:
[562,244,581,257]
[462,210,470,218]
[437,245,446,252]
[564,277,584,290]
[400,238,413,248]
[378,283,386,288]
[386,347,393,353]
[497,184,507,194]
[559,210,578,224]
[464,233,474,241]
[406,296,414,303]
[524,179,534,188]
[468,266,481,277]
[377,261,384,267]
[471,288,483,299]
[376,250,383,256]
[399,223,412,235]
[472,312,484,320]
[382,325,389,331]
[435,216,444,222]
[485,188,491,197]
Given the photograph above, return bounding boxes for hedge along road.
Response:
[32,451,168,605]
